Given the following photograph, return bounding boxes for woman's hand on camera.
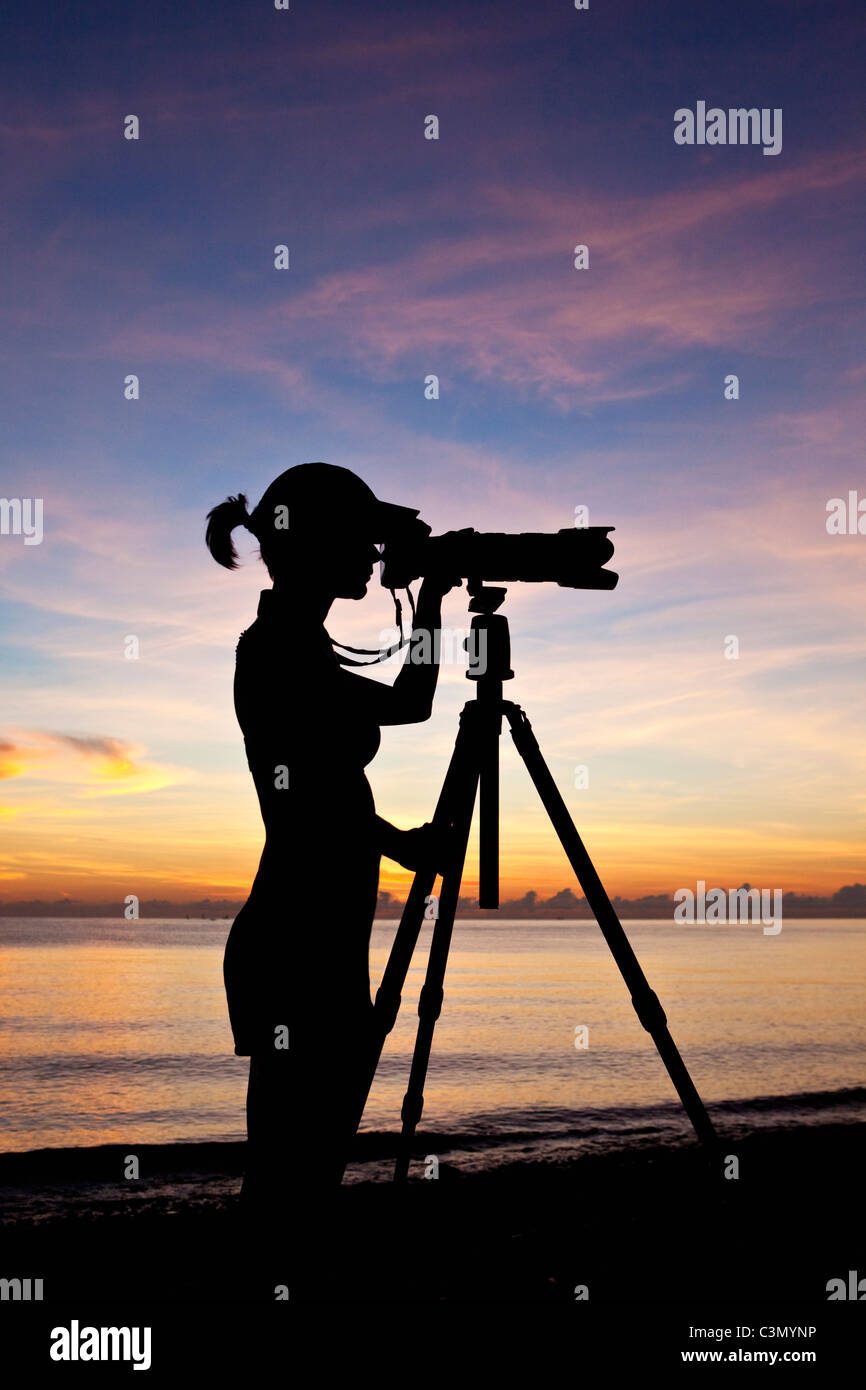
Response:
[418,574,462,602]
[417,531,465,600]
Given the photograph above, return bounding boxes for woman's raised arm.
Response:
[344,572,461,726]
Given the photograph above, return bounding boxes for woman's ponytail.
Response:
[205,493,252,570]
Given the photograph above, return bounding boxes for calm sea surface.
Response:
[1,918,864,1174]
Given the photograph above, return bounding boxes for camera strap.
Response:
[328,586,416,667]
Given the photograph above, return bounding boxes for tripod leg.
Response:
[394,713,483,1181]
[505,703,717,1148]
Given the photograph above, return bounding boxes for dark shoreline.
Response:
[2,907,865,918]
[1,1120,864,1305]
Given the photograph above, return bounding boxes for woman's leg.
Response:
[241,1051,293,1210]
[236,853,380,1202]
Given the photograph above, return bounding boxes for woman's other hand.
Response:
[377,818,451,871]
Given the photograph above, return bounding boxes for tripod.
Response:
[345,582,717,1181]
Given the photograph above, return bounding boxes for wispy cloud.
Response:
[0,731,186,797]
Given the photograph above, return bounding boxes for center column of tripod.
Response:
[466,583,514,910]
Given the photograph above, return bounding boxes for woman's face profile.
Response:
[334,539,381,600]
[298,535,380,601]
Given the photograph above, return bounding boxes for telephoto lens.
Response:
[380,525,617,591]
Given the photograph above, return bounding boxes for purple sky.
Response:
[1,0,864,902]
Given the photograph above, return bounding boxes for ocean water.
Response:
[0,917,864,1177]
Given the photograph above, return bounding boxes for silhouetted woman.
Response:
[206,463,454,1209]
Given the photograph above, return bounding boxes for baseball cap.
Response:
[250,462,422,542]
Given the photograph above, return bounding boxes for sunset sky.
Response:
[1,0,864,905]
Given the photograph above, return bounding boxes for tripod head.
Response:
[465,581,513,683]
[466,578,506,614]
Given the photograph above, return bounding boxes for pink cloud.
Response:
[41,145,860,411]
